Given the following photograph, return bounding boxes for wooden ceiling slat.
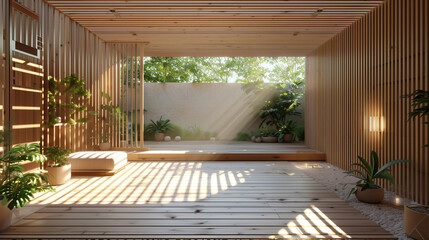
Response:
[42,0,385,56]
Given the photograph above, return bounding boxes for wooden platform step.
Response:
[128,152,326,161]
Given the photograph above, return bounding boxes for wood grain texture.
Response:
[305,0,428,205]
[0,161,393,239]
[41,0,384,56]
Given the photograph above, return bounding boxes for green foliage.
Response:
[89,92,122,142]
[406,89,429,147]
[147,117,173,134]
[346,151,409,198]
[0,131,54,210]
[145,124,217,141]
[143,57,305,83]
[46,74,91,126]
[259,88,302,130]
[257,127,278,137]
[277,119,298,142]
[294,125,305,141]
[44,146,71,167]
[234,132,252,141]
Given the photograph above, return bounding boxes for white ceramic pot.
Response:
[164,136,171,142]
[99,142,111,151]
[175,136,181,142]
[355,187,384,203]
[46,164,71,186]
[210,137,216,141]
[255,137,262,143]
[0,201,12,232]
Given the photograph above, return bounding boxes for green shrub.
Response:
[234,132,251,141]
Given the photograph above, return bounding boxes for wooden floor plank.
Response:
[0,161,394,239]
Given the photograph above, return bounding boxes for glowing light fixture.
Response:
[369,116,385,132]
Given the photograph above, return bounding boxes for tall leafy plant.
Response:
[89,92,122,142]
[0,131,54,210]
[46,74,91,126]
[406,89,429,147]
[259,88,302,130]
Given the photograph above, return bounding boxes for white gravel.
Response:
[295,162,414,240]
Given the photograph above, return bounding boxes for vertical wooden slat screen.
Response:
[0,0,5,146]
[41,2,145,152]
[305,0,429,205]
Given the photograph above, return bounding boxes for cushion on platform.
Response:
[68,151,127,172]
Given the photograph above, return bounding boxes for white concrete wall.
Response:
[143,83,304,140]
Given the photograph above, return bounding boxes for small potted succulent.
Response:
[44,146,72,186]
[147,116,173,141]
[0,131,53,231]
[277,119,297,143]
[347,151,409,203]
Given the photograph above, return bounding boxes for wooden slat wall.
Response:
[10,0,43,146]
[305,0,429,205]
[41,3,145,151]
[0,1,5,142]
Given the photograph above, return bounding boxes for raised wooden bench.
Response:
[67,151,127,176]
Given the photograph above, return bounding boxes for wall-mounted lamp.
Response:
[369,116,385,132]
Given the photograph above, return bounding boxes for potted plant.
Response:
[147,116,173,141]
[277,119,297,143]
[347,151,409,203]
[404,89,429,240]
[259,88,302,131]
[90,92,122,150]
[0,131,54,231]
[258,127,278,143]
[44,146,72,186]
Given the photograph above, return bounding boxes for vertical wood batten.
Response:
[306,0,429,205]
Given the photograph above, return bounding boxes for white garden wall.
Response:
[143,83,304,140]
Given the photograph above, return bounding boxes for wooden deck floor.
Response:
[129,141,326,161]
[1,161,393,239]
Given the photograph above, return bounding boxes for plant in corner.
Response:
[0,131,54,231]
[277,119,298,143]
[257,126,279,143]
[44,146,72,186]
[404,89,429,240]
[147,116,173,141]
[347,150,409,204]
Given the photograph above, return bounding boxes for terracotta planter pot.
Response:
[154,133,165,141]
[99,142,111,151]
[283,134,293,143]
[404,204,429,240]
[46,164,71,186]
[355,187,384,203]
[0,201,12,232]
[262,136,278,143]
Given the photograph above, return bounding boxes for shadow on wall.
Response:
[143,83,304,140]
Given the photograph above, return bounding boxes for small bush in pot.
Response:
[277,119,297,143]
[147,116,173,141]
[347,151,409,203]
[258,127,278,143]
[44,146,72,186]
[0,131,54,231]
